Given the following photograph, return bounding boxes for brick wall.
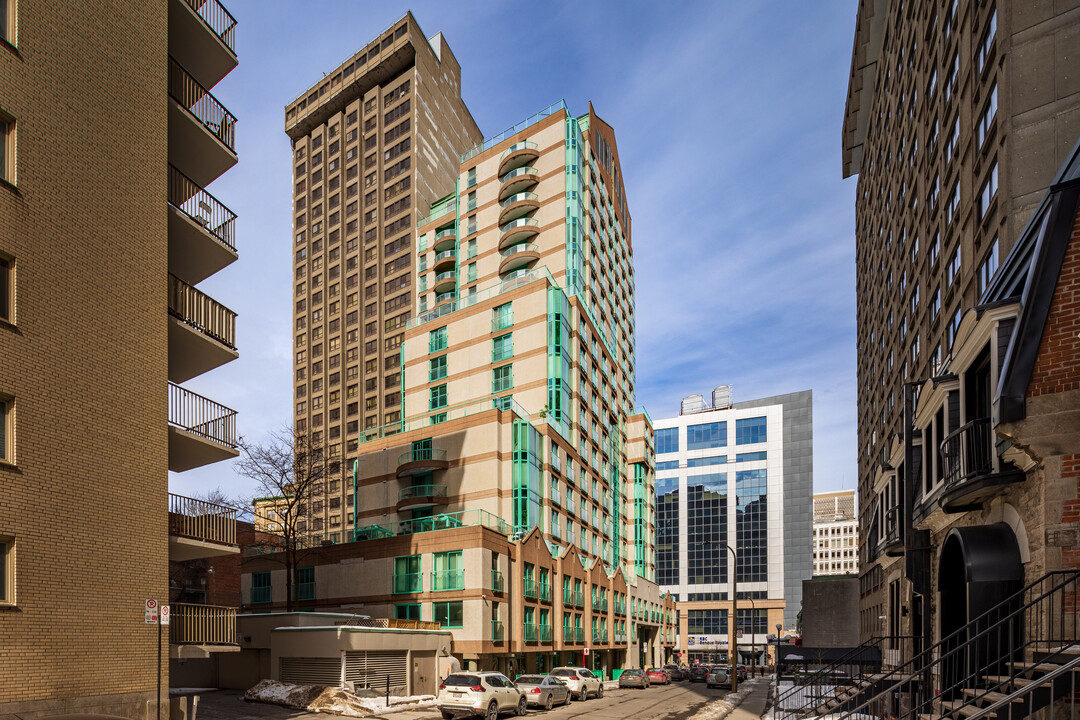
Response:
[1029,208,1080,397]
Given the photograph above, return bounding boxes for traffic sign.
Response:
[583,647,590,656]
[160,605,170,626]
[145,599,158,624]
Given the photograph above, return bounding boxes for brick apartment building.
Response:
[1,1,242,716]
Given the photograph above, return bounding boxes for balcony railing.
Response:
[168,165,236,251]
[393,572,422,594]
[431,569,464,591]
[250,585,270,604]
[169,603,236,645]
[491,620,504,642]
[168,492,236,545]
[538,624,552,642]
[180,0,237,54]
[501,242,539,259]
[490,570,505,593]
[168,382,237,448]
[614,631,626,643]
[562,625,573,642]
[574,627,585,642]
[398,484,447,501]
[538,581,551,602]
[523,579,537,600]
[398,447,448,465]
[169,274,236,349]
[169,57,236,152]
[524,622,538,642]
[941,417,994,488]
[461,100,566,163]
[574,590,585,607]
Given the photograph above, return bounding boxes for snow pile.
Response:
[308,687,437,716]
[245,680,325,709]
[245,680,437,717]
[687,680,760,720]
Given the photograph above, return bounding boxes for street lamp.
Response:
[695,539,738,692]
[773,622,782,710]
[746,595,757,678]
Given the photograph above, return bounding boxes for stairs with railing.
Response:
[823,571,1080,720]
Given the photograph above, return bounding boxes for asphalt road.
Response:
[195,681,735,720]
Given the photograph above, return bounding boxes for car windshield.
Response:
[443,675,480,687]
[516,676,545,685]
[551,670,576,677]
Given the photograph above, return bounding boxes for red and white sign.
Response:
[160,605,170,626]
[144,599,158,624]
[583,648,590,656]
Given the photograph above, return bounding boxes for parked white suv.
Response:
[436,672,527,720]
[550,666,603,700]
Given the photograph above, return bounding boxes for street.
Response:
[194,680,742,720]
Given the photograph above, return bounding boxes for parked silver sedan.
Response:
[618,668,650,689]
[514,674,571,710]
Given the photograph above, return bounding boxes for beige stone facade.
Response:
[0,0,241,715]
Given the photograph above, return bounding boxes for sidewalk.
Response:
[728,679,772,720]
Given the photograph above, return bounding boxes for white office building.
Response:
[655,388,813,663]
[813,490,859,576]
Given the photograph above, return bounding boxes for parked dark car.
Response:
[689,665,710,683]
[618,669,649,689]
[663,664,686,681]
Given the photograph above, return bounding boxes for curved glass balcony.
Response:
[498,242,540,276]
[498,140,539,175]
[499,166,540,200]
[498,191,540,224]
[498,217,539,250]
[433,270,457,293]
[433,248,457,272]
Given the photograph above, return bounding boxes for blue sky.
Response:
[171,1,860,500]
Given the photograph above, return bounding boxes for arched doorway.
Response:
[938,524,1023,699]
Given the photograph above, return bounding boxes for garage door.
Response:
[343,650,408,688]
[279,656,341,685]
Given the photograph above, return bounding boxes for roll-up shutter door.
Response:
[343,650,408,688]
[279,656,341,685]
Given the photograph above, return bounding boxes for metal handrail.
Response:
[168,274,237,349]
[168,165,236,251]
[168,57,236,152]
[169,603,236,645]
[500,166,539,184]
[833,571,1080,720]
[397,447,447,465]
[168,381,237,447]
[180,0,237,54]
[398,484,447,500]
[965,652,1080,720]
[941,417,993,488]
[168,492,236,544]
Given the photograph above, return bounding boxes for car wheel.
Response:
[577,689,587,701]
[516,696,527,716]
[597,684,604,699]
[544,694,553,711]
[563,691,571,706]
[486,700,499,720]
[441,712,454,720]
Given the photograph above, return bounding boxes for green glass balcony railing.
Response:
[500,191,538,209]
[398,484,447,501]
[500,140,539,160]
[434,226,457,242]
[538,624,553,642]
[500,242,539,259]
[499,165,538,184]
[431,569,464,591]
[491,620,505,642]
[574,590,585,607]
[524,623,538,642]
[434,248,457,264]
[574,627,585,642]
[251,586,271,604]
[563,588,573,605]
[393,572,422,594]
[523,580,537,600]
[538,581,551,602]
[490,570,505,592]
[398,447,447,466]
[499,217,539,235]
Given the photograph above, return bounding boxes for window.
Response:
[0,0,14,46]
[394,555,421,593]
[251,572,271,603]
[296,566,315,601]
[976,84,998,151]
[0,253,12,322]
[0,394,12,463]
[0,535,12,605]
[430,384,447,410]
[493,302,513,331]
[429,355,446,382]
[735,451,767,462]
[975,10,997,76]
[492,333,513,362]
[655,427,679,454]
[429,326,447,353]
[396,603,421,621]
[977,161,999,220]
[492,365,513,393]
[434,601,463,628]
[735,417,767,444]
[978,237,1000,296]
[687,422,726,450]
[0,112,14,184]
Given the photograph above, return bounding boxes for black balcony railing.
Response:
[181,0,237,55]
[169,381,237,448]
[940,417,993,488]
[883,505,902,547]
[169,274,236,349]
[168,165,236,251]
[169,57,236,152]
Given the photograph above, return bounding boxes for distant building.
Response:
[654,388,813,665]
[812,490,858,576]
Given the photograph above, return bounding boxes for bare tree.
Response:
[233,428,332,612]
